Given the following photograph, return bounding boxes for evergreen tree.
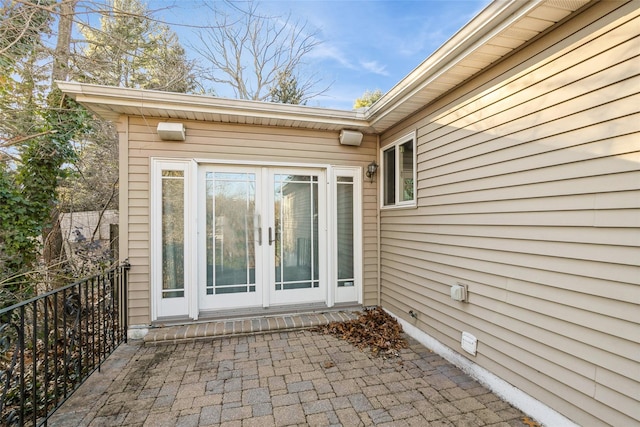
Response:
[76,0,197,92]
[268,70,306,105]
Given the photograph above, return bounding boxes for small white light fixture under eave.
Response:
[339,129,363,146]
[157,122,186,141]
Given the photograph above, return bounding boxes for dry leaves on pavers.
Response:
[313,306,407,357]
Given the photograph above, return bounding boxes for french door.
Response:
[199,166,326,311]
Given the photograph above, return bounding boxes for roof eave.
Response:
[365,0,545,131]
[57,82,372,133]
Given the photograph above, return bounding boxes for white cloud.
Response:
[360,60,389,77]
[307,43,356,70]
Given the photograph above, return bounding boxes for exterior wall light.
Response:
[157,122,186,141]
[366,161,378,183]
[339,129,363,146]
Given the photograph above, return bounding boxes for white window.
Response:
[151,159,195,320]
[381,132,416,207]
[332,167,362,305]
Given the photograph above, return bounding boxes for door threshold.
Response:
[198,302,361,322]
[153,302,361,327]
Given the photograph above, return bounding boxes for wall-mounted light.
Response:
[366,161,378,183]
[339,129,363,146]
[157,122,186,141]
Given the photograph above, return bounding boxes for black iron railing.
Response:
[0,261,129,426]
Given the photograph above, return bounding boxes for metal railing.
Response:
[0,261,129,426]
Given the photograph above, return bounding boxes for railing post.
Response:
[121,259,130,344]
[19,305,25,425]
[43,296,49,422]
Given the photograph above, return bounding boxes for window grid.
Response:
[381,132,416,208]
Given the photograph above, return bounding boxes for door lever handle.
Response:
[269,227,276,245]
[257,227,262,245]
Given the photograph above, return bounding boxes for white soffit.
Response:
[58,0,590,135]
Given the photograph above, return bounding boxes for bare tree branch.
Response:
[191,0,327,102]
[1,130,57,149]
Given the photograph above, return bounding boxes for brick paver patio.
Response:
[48,325,533,426]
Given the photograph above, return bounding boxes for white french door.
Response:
[199,166,262,310]
[268,170,326,305]
[198,166,326,311]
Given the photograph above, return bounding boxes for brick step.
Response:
[143,311,359,345]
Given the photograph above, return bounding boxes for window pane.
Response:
[383,147,396,206]
[162,170,184,178]
[274,175,319,291]
[399,140,414,202]
[337,180,354,283]
[207,172,256,294]
[162,173,184,298]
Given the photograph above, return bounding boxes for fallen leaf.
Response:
[312,307,407,357]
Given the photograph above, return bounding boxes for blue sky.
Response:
[152,1,491,110]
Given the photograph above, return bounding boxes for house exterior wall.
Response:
[378,2,639,426]
[121,119,378,326]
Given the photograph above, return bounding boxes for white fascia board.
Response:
[365,0,545,127]
[57,81,370,131]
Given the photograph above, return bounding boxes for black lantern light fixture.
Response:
[366,161,378,183]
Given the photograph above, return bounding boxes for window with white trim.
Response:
[382,132,416,207]
[151,159,193,320]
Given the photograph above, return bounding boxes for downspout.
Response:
[376,134,381,307]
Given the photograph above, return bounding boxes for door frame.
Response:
[151,158,363,322]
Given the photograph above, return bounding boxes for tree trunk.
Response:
[44,0,78,281]
[51,0,78,84]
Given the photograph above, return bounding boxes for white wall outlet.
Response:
[461,332,477,356]
[451,283,468,302]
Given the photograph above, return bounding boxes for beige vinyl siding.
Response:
[379,2,639,426]
[124,121,378,326]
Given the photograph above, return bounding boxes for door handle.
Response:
[269,227,277,245]
[257,227,262,246]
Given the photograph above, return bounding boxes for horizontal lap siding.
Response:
[126,121,378,325]
[380,2,639,426]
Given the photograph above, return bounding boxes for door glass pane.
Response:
[206,172,256,295]
[399,140,414,202]
[383,147,396,206]
[274,174,319,291]
[162,171,184,298]
[337,178,354,287]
